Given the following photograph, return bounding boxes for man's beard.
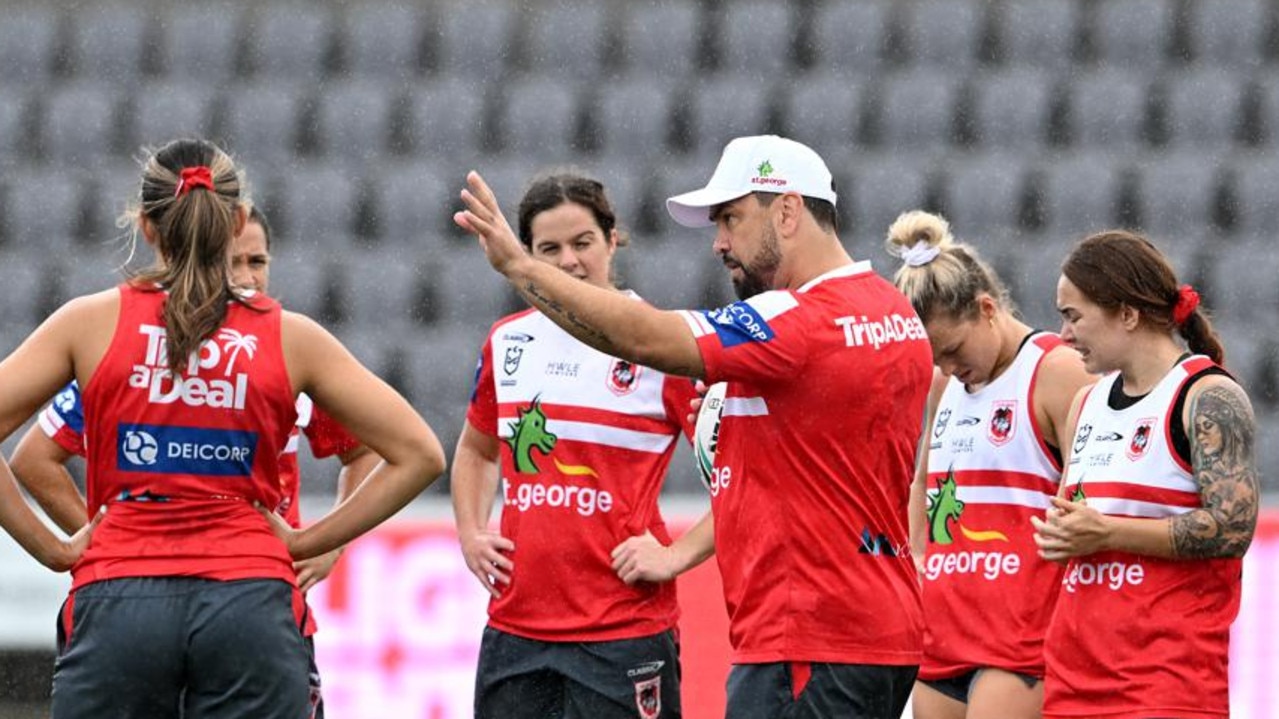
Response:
[725,225,781,300]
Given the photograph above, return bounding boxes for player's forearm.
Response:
[668,511,716,575]
[507,259,702,377]
[450,464,502,535]
[26,474,87,536]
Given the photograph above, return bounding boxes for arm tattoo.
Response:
[521,281,613,348]
[1170,384,1259,559]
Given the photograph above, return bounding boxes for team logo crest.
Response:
[503,346,524,376]
[607,359,642,396]
[1126,418,1156,461]
[933,408,951,438]
[634,676,661,719]
[1073,423,1092,454]
[987,400,1016,446]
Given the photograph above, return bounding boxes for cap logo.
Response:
[751,158,786,188]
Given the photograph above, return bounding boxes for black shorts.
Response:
[474,626,682,719]
[725,661,917,719]
[921,668,1040,704]
[52,577,311,719]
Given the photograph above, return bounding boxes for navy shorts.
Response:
[725,661,917,719]
[475,626,682,719]
[922,668,1040,704]
[52,577,311,719]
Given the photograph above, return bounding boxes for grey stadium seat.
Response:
[1227,153,1279,238]
[248,3,334,82]
[0,86,33,165]
[42,83,121,166]
[2,170,86,246]
[159,3,245,83]
[571,162,647,233]
[524,2,611,80]
[1248,75,1279,150]
[719,2,797,76]
[782,73,865,150]
[618,0,702,77]
[619,238,720,312]
[1187,0,1270,69]
[876,70,963,150]
[0,6,60,85]
[1205,236,1279,323]
[272,162,361,249]
[403,78,489,159]
[313,80,398,163]
[998,0,1080,67]
[846,155,933,246]
[1091,0,1176,68]
[899,0,987,68]
[1036,151,1126,237]
[593,78,677,159]
[434,244,524,326]
[811,0,890,73]
[499,77,583,159]
[367,161,451,244]
[1066,70,1152,151]
[66,3,151,83]
[433,0,518,79]
[341,2,428,78]
[1162,69,1246,150]
[942,152,1031,240]
[0,246,53,331]
[219,82,306,164]
[1133,151,1228,240]
[346,246,436,327]
[83,162,143,247]
[683,76,773,159]
[969,69,1056,150]
[126,82,218,151]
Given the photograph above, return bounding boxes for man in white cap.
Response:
[456,135,932,719]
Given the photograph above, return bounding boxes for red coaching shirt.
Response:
[75,284,298,589]
[468,297,697,642]
[678,262,932,665]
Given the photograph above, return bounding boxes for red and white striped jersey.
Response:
[467,295,697,642]
[920,333,1065,679]
[1044,355,1240,719]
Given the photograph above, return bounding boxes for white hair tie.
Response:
[901,240,941,267]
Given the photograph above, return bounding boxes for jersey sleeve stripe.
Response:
[723,396,769,417]
[680,310,715,338]
[746,290,800,319]
[38,407,65,437]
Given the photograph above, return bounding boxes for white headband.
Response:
[901,240,941,267]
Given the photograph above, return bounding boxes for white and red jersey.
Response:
[677,262,932,665]
[467,296,697,642]
[75,283,298,590]
[275,393,362,528]
[1044,355,1240,719]
[920,333,1066,679]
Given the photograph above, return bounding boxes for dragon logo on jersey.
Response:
[926,468,1010,544]
[606,359,642,396]
[933,408,951,438]
[987,400,1016,446]
[1126,418,1156,461]
[634,676,661,719]
[506,396,557,473]
[1070,478,1086,503]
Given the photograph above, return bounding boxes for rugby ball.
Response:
[693,382,728,491]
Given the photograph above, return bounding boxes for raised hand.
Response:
[454,171,530,276]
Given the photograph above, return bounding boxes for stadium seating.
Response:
[8,0,1279,495]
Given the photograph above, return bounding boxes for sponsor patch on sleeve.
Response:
[698,301,777,348]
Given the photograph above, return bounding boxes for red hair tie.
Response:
[174,166,214,197]
[1172,284,1200,326]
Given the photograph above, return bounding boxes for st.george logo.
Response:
[987,400,1016,446]
[606,359,641,396]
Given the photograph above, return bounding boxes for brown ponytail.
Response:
[128,139,250,374]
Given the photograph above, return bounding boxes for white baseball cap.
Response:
[665,135,838,228]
